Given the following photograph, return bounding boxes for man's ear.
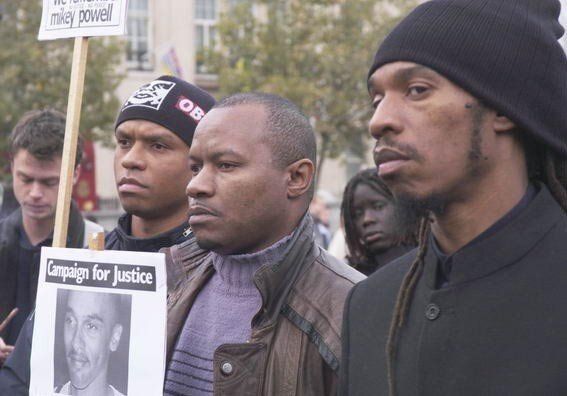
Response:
[109,324,123,352]
[72,164,82,186]
[493,112,516,134]
[286,159,315,199]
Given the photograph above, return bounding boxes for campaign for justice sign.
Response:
[38,0,128,40]
[30,247,167,396]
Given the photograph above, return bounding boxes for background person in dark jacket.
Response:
[0,109,103,365]
[341,168,416,275]
[0,76,215,394]
[340,0,567,395]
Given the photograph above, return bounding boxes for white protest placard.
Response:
[38,0,129,40]
[30,247,167,396]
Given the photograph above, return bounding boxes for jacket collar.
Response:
[251,213,317,328]
[423,184,565,288]
[112,213,189,252]
[1,203,84,248]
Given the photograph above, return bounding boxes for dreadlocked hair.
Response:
[384,142,567,396]
[341,168,417,272]
[542,148,567,213]
[385,217,429,396]
[523,132,567,213]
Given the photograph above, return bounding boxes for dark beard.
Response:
[391,101,488,232]
[392,192,447,236]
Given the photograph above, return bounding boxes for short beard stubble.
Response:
[391,102,488,235]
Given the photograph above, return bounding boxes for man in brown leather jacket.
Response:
[163,92,364,395]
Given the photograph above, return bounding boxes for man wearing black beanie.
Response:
[0,76,215,394]
[107,75,215,252]
[340,0,567,395]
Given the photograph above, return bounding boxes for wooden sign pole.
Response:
[52,37,89,248]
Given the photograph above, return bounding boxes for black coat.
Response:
[340,185,567,396]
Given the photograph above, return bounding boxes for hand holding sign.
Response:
[0,308,19,333]
[0,308,19,365]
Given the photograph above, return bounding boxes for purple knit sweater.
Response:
[164,232,295,396]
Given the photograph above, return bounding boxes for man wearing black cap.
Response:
[340,0,567,395]
[107,75,215,252]
[0,76,215,394]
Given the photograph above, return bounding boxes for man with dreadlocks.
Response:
[340,0,567,395]
[341,168,416,275]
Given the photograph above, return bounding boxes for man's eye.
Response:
[190,164,202,174]
[152,143,167,151]
[64,316,76,326]
[44,180,59,187]
[117,139,130,148]
[371,95,383,109]
[408,85,428,96]
[218,163,235,170]
[85,322,99,332]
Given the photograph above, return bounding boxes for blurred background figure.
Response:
[328,221,347,261]
[309,190,332,249]
[0,185,21,221]
[341,169,416,275]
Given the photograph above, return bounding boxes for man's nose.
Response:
[120,142,147,170]
[369,95,403,141]
[29,182,44,199]
[186,166,214,199]
[71,327,85,351]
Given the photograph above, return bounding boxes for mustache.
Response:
[374,136,423,164]
[67,350,88,362]
[188,201,219,217]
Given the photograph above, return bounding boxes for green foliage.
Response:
[211,0,416,175]
[0,1,124,157]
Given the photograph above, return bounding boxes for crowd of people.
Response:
[0,0,566,394]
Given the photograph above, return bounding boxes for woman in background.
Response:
[341,168,416,275]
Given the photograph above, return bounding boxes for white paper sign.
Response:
[30,247,167,396]
[38,0,129,40]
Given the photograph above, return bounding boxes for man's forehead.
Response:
[12,150,61,174]
[193,104,268,145]
[67,292,108,313]
[115,119,178,139]
[368,62,441,90]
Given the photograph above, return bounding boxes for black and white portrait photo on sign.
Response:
[30,247,167,396]
[53,289,131,396]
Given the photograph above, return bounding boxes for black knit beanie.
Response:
[369,0,567,157]
[115,75,216,146]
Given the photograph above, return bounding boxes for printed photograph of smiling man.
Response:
[53,289,131,396]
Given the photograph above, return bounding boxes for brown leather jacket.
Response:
[163,217,365,395]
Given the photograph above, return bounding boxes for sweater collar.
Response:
[423,183,565,288]
[210,228,295,290]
